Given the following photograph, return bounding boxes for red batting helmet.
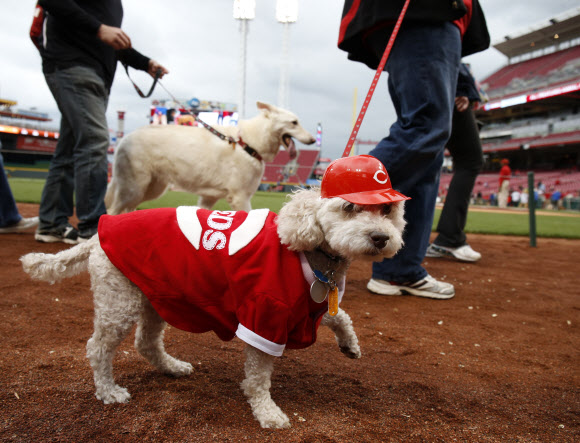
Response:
[320,155,410,205]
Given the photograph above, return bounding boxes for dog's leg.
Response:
[321,308,361,359]
[86,316,136,404]
[228,192,252,212]
[241,345,290,429]
[86,252,142,404]
[134,300,193,377]
[197,195,219,210]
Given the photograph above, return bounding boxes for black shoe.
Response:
[78,227,98,243]
[35,225,79,244]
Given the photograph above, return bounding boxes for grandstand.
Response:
[261,148,320,188]
[448,7,580,207]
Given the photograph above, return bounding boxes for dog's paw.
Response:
[256,406,291,429]
[340,344,361,359]
[164,360,193,377]
[96,385,131,404]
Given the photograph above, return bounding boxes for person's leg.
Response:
[37,97,75,232]
[433,107,483,248]
[40,66,109,239]
[498,181,509,208]
[0,154,22,227]
[367,21,461,284]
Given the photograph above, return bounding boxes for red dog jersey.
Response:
[98,207,344,357]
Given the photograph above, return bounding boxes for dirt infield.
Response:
[1,204,578,442]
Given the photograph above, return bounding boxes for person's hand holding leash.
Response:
[148,60,169,79]
[97,24,131,50]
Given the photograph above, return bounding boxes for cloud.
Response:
[2,0,578,160]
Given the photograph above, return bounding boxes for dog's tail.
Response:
[20,236,97,284]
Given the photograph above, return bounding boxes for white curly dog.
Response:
[105,101,315,214]
[21,155,408,429]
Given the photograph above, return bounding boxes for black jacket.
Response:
[338,0,490,69]
[38,0,150,90]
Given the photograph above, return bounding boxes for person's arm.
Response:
[39,0,101,35]
[97,24,131,50]
[117,49,169,79]
[40,0,132,50]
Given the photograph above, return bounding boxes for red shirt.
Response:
[499,165,512,186]
[98,207,344,357]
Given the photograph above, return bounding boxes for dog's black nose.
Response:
[370,231,389,249]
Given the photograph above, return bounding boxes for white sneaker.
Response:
[0,216,39,233]
[367,275,455,299]
[426,244,481,262]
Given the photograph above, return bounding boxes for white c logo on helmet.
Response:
[373,170,388,184]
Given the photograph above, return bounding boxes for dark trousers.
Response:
[0,154,22,227]
[433,106,483,248]
[39,66,110,237]
[367,21,461,283]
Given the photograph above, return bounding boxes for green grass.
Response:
[8,177,580,238]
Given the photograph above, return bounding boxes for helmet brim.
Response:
[335,188,411,205]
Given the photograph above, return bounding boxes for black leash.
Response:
[156,80,263,162]
[123,64,162,99]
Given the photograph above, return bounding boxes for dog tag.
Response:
[310,280,329,303]
[328,287,339,317]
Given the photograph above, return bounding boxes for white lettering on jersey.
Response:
[202,230,227,250]
[373,170,388,184]
[176,206,270,254]
[207,211,235,230]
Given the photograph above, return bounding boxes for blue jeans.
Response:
[367,22,461,283]
[0,154,22,227]
[39,66,110,237]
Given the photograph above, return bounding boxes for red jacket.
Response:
[98,207,345,357]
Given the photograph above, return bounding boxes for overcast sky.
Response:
[2,0,579,160]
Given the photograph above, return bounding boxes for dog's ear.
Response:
[256,101,274,116]
[277,188,324,251]
[390,201,407,234]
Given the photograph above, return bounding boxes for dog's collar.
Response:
[304,249,346,276]
[237,136,263,162]
[305,248,347,317]
[317,248,343,264]
[188,114,263,162]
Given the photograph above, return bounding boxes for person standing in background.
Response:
[34,0,168,244]
[497,158,511,208]
[338,0,489,299]
[426,63,485,263]
[0,154,39,234]
[510,187,521,207]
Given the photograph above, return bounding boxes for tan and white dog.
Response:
[105,102,315,214]
[21,155,409,429]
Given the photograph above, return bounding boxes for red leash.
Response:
[341,0,411,158]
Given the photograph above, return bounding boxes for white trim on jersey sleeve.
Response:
[236,323,285,357]
[228,208,270,256]
[176,206,202,250]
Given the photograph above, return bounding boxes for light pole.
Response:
[276,0,298,110]
[233,0,256,119]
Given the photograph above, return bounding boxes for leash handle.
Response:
[124,64,162,98]
[341,0,411,158]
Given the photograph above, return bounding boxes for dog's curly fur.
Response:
[21,188,406,429]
